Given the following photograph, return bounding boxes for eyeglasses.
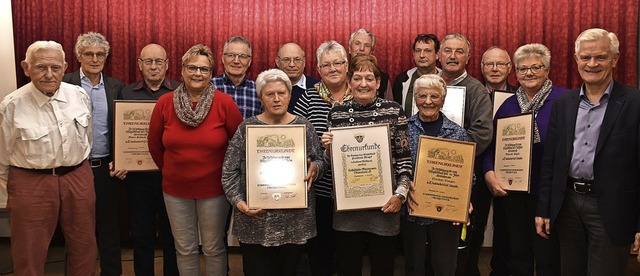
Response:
[415,93,443,101]
[482,62,510,69]
[223,53,252,60]
[184,65,211,74]
[278,57,304,64]
[318,60,347,70]
[81,52,107,60]
[139,58,167,66]
[516,64,545,75]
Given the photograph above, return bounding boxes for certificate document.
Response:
[330,124,394,211]
[113,100,158,171]
[493,90,515,118]
[494,113,534,192]
[410,136,475,223]
[245,125,307,209]
[442,86,466,127]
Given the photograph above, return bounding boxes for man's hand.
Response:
[485,171,508,197]
[381,195,403,213]
[535,216,551,239]
[108,162,127,180]
[632,232,640,262]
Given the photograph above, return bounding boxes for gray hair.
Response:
[181,44,214,70]
[441,33,471,54]
[223,36,252,55]
[74,32,110,57]
[255,68,292,97]
[316,40,348,67]
[349,28,376,51]
[574,28,619,55]
[413,74,448,98]
[513,43,551,69]
[25,41,65,64]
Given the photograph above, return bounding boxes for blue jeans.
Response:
[163,193,230,275]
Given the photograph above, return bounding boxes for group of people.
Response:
[1,26,639,276]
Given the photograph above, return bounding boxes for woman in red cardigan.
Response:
[148,44,243,275]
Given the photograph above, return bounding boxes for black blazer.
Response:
[63,70,125,157]
[537,81,640,245]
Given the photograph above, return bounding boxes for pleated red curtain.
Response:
[12,0,638,89]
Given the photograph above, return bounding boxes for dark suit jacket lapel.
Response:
[564,89,581,158]
[596,81,625,155]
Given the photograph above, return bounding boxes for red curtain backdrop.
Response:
[12,0,638,90]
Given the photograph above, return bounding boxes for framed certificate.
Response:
[329,124,395,211]
[113,100,158,171]
[245,125,308,209]
[410,136,475,223]
[494,113,534,192]
[442,86,466,127]
[493,90,515,118]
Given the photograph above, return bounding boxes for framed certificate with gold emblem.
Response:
[494,112,534,192]
[410,136,476,223]
[245,124,308,209]
[113,100,158,171]
[329,124,394,211]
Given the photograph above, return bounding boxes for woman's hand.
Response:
[305,159,318,190]
[108,162,128,180]
[453,203,473,226]
[320,131,333,151]
[485,171,508,197]
[381,194,403,213]
[236,200,265,219]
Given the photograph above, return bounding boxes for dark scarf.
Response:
[173,83,215,127]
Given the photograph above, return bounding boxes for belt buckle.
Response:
[573,181,588,194]
[90,159,102,168]
[52,167,60,176]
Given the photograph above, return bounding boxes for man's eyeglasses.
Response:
[278,57,304,64]
[223,53,252,60]
[318,60,347,70]
[139,58,167,66]
[184,65,211,74]
[516,64,545,75]
[81,52,107,60]
[482,62,510,69]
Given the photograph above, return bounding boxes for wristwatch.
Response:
[394,193,406,203]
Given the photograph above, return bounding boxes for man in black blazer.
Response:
[62,32,125,276]
[535,28,640,275]
[275,42,320,113]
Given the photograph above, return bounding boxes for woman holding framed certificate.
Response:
[401,74,470,276]
[320,55,412,275]
[482,43,568,275]
[222,69,327,276]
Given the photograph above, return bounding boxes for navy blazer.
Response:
[63,70,125,156]
[537,81,640,245]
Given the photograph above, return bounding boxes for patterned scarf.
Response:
[173,83,215,127]
[316,82,352,107]
[515,79,553,143]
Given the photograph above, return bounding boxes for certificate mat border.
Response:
[492,90,515,118]
[494,112,534,193]
[245,124,308,209]
[329,124,395,212]
[441,86,466,127]
[410,136,475,223]
[113,100,159,171]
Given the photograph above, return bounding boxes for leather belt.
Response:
[21,163,83,176]
[89,157,110,168]
[567,177,594,195]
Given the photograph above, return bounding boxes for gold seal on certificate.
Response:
[113,100,158,171]
[410,136,475,223]
[245,125,307,209]
[494,112,534,192]
[329,124,394,211]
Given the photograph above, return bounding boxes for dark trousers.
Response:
[489,197,510,276]
[92,159,122,276]
[555,190,631,276]
[307,196,336,276]
[126,172,178,276]
[335,230,397,276]
[401,219,460,276]
[503,193,560,276]
[240,242,306,276]
[456,164,493,276]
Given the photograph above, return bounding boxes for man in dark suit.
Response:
[535,28,640,275]
[63,31,125,276]
[275,42,320,113]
